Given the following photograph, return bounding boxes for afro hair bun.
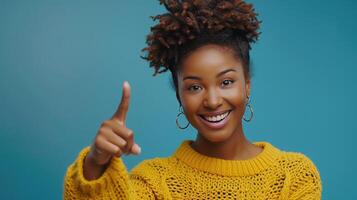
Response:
[141,0,261,75]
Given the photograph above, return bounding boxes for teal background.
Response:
[0,0,356,199]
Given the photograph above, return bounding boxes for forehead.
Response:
[179,44,243,75]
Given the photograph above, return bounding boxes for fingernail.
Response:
[123,81,129,87]
[133,146,141,155]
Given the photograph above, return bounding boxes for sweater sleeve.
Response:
[63,147,156,200]
[288,153,322,200]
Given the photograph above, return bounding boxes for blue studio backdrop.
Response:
[0,0,356,199]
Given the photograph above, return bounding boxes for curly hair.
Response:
[141,0,261,102]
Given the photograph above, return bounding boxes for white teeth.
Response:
[203,111,229,122]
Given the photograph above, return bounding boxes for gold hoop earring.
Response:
[243,96,254,122]
[176,106,190,129]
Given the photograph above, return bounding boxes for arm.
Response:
[63,147,156,200]
[64,81,153,199]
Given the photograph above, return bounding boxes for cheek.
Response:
[181,93,201,113]
[224,86,247,108]
[179,92,203,125]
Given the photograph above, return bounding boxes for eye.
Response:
[221,79,234,87]
[188,84,202,92]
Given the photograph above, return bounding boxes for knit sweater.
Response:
[64,140,322,199]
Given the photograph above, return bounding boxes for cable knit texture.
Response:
[64,140,322,199]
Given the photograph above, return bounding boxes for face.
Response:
[177,44,250,142]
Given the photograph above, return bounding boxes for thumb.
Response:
[130,143,141,155]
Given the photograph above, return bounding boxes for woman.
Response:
[64,0,322,199]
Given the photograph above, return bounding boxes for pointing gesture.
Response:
[86,81,141,167]
[112,81,131,124]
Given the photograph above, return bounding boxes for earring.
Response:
[243,96,254,122]
[176,106,190,129]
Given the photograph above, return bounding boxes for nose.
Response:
[203,88,223,110]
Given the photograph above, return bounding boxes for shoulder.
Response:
[278,150,320,175]
[269,147,323,198]
[277,150,322,191]
[260,141,321,176]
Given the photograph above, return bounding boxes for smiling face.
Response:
[177,44,250,143]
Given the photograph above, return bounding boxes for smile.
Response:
[201,111,230,122]
[198,110,232,129]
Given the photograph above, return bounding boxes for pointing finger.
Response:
[112,81,131,123]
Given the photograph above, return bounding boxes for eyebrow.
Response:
[183,68,237,81]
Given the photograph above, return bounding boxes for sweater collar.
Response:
[173,140,282,176]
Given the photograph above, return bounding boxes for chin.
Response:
[201,131,234,143]
[205,125,239,141]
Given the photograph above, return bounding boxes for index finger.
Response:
[112,81,131,123]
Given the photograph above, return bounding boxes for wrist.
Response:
[85,151,111,168]
[83,152,111,180]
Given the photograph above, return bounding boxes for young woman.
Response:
[64,0,322,199]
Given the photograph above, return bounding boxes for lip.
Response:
[199,110,231,117]
[198,110,232,130]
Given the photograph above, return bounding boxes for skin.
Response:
[84,81,141,180]
[83,44,262,180]
[177,44,263,160]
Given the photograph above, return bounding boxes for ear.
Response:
[245,78,251,98]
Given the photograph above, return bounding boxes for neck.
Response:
[191,124,261,160]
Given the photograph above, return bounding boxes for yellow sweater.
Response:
[64,140,322,199]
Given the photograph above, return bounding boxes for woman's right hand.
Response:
[85,81,141,172]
